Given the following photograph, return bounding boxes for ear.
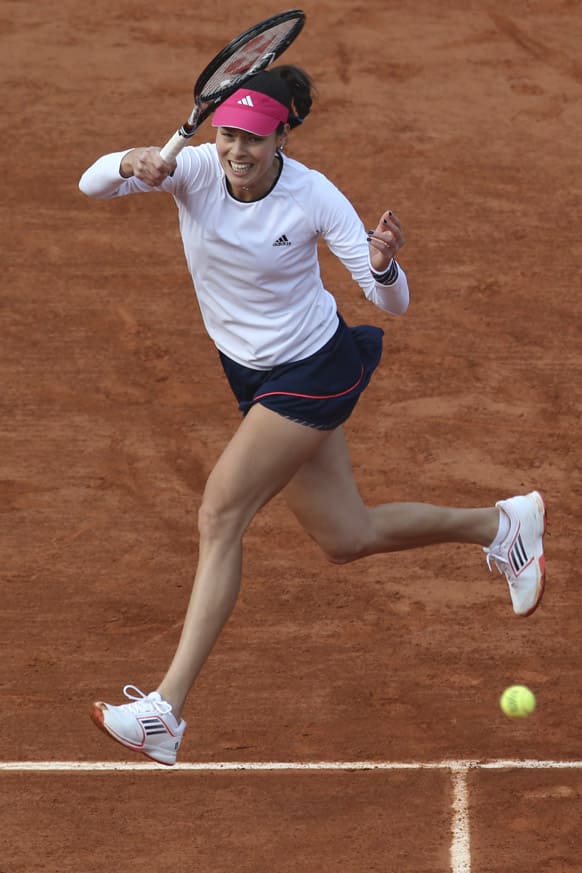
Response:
[278,123,290,151]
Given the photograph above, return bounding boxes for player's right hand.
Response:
[120,146,176,186]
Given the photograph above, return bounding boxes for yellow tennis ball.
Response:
[500,685,536,719]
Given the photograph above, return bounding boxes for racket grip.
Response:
[159,129,192,163]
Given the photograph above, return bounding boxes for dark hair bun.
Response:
[270,64,315,128]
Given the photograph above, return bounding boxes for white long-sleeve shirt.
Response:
[79,144,409,369]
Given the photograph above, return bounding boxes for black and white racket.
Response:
[160,9,306,162]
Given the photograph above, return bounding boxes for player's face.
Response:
[216,127,284,200]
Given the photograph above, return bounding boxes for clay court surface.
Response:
[2,0,581,870]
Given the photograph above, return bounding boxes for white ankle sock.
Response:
[488,507,510,550]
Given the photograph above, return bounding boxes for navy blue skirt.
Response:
[218,314,384,430]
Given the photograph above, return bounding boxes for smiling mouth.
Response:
[229,161,252,176]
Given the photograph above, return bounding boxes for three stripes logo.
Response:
[508,529,532,576]
[140,716,170,737]
[237,95,254,107]
[273,234,291,247]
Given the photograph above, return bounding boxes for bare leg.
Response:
[159,421,498,719]
[157,405,329,720]
[284,427,499,563]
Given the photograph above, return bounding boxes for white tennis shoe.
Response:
[484,490,547,617]
[91,685,186,766]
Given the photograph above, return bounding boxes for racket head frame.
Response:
[160,9,305,159]
[195,8,305,104]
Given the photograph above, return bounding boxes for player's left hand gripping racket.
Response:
[159,9,306,163]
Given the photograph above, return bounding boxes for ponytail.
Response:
[271,64,315,128]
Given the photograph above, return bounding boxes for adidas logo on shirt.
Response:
[273,234,291,247]
[237,95,254,107]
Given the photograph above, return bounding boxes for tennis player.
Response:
[79,66,546,765]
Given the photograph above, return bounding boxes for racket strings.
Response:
[201,20,301,99]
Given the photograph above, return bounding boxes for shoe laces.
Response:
[122,684,173,716]
[484,548,513,580]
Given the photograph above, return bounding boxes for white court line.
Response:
[3,760,581,873]
[450,767,471,873]
[1,759,582,771]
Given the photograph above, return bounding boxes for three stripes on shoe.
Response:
[508,532,532,575]
[141,717,171,736]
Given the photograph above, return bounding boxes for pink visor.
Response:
[212,88,289,136]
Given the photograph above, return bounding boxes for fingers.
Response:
[382,210,401,231]
[367,210,405,272]
[133,146,174,186]
[367,212,404,256]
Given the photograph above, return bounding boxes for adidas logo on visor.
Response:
[237,95,254,107]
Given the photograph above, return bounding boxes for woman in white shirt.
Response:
[80,65,546,765]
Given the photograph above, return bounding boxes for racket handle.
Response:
[159,129,193,163]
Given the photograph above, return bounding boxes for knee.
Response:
[320,533,369,565]
[197,492,248,543]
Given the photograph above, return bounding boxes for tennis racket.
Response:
[159,9,306,163]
